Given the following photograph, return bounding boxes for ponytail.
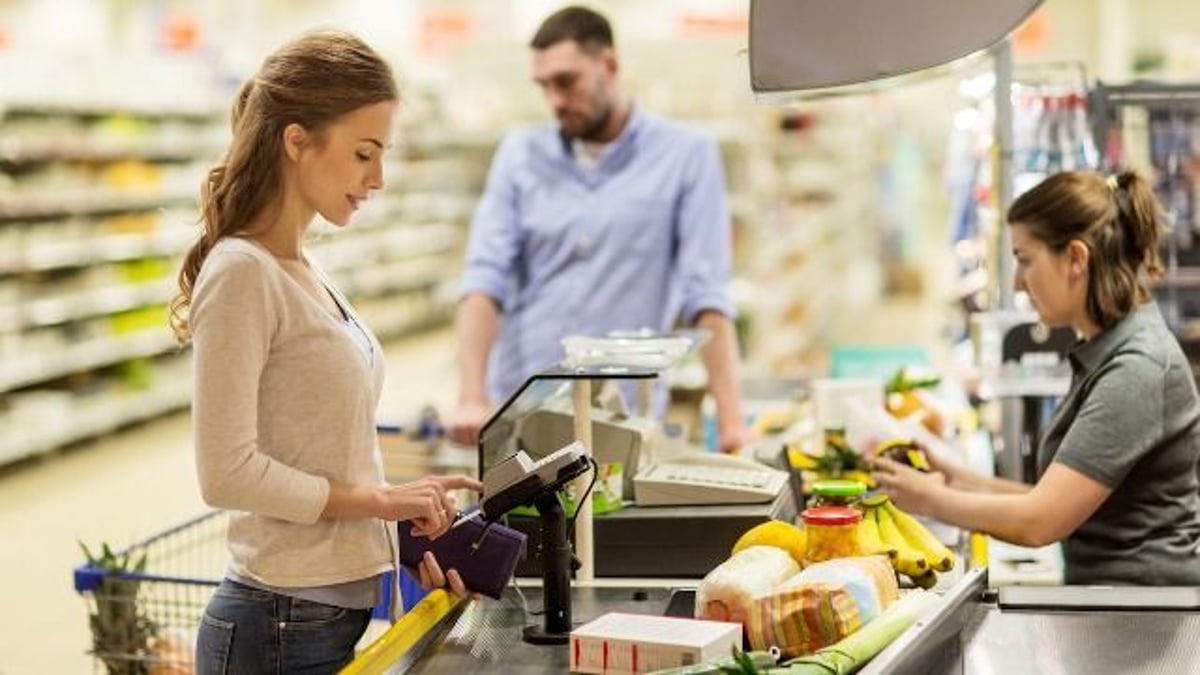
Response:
[1113,170,1164,281]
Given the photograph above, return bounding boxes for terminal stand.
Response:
[522,491,573,645]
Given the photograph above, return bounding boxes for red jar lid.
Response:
[801,506,862,526]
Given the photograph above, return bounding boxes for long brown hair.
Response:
[170,31,397,342]
[1007,170,1165,330]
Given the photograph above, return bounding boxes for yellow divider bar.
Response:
[969,532,989,570]
[341,590,461,675]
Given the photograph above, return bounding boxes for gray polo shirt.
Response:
[1037,301,1200,585]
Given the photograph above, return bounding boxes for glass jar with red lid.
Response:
[801,505,863,564]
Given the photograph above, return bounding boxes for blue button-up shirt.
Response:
[460,105,736,402]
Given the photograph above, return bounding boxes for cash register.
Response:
[478,365,794,579]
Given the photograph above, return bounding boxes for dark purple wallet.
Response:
[396,510,527,600]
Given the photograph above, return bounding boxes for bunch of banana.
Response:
[873,438,932,472]
[788,434,878,489]
[857,494,955,589]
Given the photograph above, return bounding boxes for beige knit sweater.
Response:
[191,237,393,587]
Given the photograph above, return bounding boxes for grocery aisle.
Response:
[0,328,458,675]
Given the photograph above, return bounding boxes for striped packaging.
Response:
[746,581,863,658]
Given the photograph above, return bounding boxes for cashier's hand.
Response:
[718,425,757,454]
[872,456,947,517]
[383,475,483,538]
[418,550,481,600]
[447,401,491,446]
[863,434,968,489]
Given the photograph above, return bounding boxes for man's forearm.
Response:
[695,311,744,438]
[456,294,500,405]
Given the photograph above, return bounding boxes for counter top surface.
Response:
[403,585,679,674]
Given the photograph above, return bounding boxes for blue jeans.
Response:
[196,579,372,675]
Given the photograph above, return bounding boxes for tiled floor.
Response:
[0,328,459,674]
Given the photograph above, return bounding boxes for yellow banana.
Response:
[884,501,956,572]
[841,469,877,489]
[861,493,889,509]
[911,569,939,590]
[875,505,928,578]
[788,447,819,470]
[856,507,896,560]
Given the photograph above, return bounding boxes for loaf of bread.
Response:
[695,545,801,627]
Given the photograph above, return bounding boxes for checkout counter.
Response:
[351,543,1200,674]
[472,367,798,580]
[357,351,1200,673]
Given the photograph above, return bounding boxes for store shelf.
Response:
[0,186,197,220]
[340,263,447,300]
[0,376,192,466]
[403,128,502,155]
[392,192,479,222]
[0,101,222,121]
[0,95,475,468]
[0,330,178,392]
[312,224,459,272]
[0,138,226,165]
[370,307,454,341]
[0,228,195,274]
[0,279,174,331]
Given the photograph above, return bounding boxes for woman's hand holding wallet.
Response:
[398,510,527,600]
[385,474,484,598]
[417,550,478,599]
[379,475,483,537]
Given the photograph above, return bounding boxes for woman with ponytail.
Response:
[178,32,480,673]
[874,170,1200,586]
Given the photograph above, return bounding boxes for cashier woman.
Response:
[874,170,1200,586]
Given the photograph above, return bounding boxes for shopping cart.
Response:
[73,510,431,674]
[73,511,228,675]
[72,424,466,673]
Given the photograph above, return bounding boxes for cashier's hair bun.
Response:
[1007,170,1165,330]
[170,31,397,342]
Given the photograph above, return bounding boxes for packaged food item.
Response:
[747,556,900,658]
[809,479,867,507]
[695,545,800,626]
[781,555,899,621]
[802,506,863,564]
[746,581,862,658]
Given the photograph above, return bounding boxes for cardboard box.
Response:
[570,612,741,674]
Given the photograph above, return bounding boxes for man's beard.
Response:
[569,103,612,142]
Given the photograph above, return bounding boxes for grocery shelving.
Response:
[0,97,492,467]
[0,355,193,466]
[730,103,889,377]
[0,102,215,454]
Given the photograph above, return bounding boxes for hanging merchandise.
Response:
[1014,88,1099,195]
[1092,83,1200,340]
[944,64,1099,327]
